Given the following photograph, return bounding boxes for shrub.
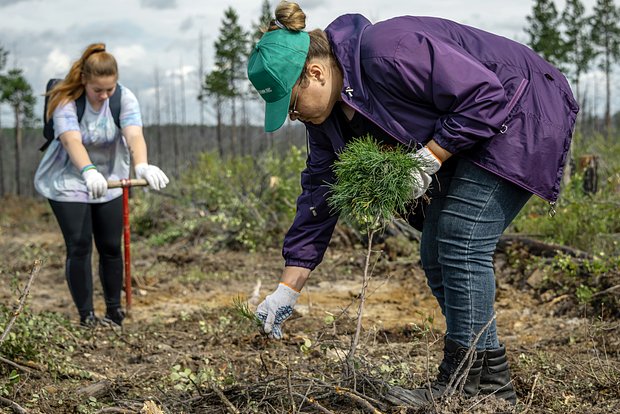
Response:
[132,147,306,251]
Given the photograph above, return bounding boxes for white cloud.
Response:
[112,44,148,68]
[141,0,177,10]
[42,48,71,78]
[0,0,33,7]
[165,64,196,79]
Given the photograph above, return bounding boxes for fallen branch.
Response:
[522,373,540,414]
[209,383,239,414]
[287,365,296,413]
[497,235,590,259]
[592,284,620,298]
[335,386,384,414]
[76,380,113,399]
[449,314,497,397]
[0,356,36,375]
[0,395,28,413]
[292,392,335,414]
[95,408,136,414]
[0,260,41,346]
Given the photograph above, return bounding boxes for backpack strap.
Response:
[42,79,62,145]
[75,94,86,122]
[109,84,122,130]
[76,84,121,128]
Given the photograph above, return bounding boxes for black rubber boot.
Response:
[385,338,484,407]
[479,344,517,405]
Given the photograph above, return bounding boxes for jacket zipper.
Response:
[500,78,528,134]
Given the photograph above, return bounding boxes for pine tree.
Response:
[591,0,620,136]
[0,68,35,195]
[525,0,567,68]
[211,7,249,156]
[251,0,272,48]
[201,70,229,158]
[561,0,596,105]
[0,46,6,70]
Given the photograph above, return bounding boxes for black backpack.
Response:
[41,78,122,151]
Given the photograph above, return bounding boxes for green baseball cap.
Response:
[247,29,310,132]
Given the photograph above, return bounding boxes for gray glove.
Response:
[135,163,169,190]
[409,146,442,199]
[82,168,108,199]
[256,283,300,339]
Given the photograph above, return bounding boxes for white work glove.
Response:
[409,146,442,199]
[82,168,108,199]
[256,283,300,339]
[135,163,169,190]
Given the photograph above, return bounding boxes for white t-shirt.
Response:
[34,84,142,203]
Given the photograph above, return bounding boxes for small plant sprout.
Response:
[327,135,425,372]
[232,296,263,328]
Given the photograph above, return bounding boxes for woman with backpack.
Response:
[247,1,578,407]
[34,43,169,327]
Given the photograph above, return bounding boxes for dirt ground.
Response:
[1,196,619,414]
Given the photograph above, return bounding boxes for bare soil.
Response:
[0,196,618,413]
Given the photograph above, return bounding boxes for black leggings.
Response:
[49,198,123,318]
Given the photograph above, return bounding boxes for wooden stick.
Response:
[448,314,497,397]
[287,365,296,413]
[522,373,540,414]
[0,260,41,346]
[335,387,384,414]
[292,392,335,414]
[210,383,239,414]
[107,178,148,188]
[94,408,136,414]
[0,396,27,414]
[0,356,36,375]
[592,284,620,297]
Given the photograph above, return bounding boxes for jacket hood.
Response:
[325,14,372,100]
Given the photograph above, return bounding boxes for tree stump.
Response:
[578,154,598,194]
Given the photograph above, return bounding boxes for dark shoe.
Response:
[80,311,99,328]
[102,308,125,327]
[479,344,517,405]
[385,338,484,407]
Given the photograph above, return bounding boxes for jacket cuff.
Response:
[284,258,318,271]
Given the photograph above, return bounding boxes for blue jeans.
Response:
[419,158,531,350]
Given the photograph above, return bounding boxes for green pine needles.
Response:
[328,135,424,230]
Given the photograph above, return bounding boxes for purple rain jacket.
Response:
[282,14,579,270]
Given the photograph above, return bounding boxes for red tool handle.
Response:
[107,178,148,312]
[122,187,132,310]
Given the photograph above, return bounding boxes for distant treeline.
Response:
[1,111,618,198]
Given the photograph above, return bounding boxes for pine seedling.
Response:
[327,135,425,372]
[232,296,263,328]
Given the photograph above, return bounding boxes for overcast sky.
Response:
[0,0,605,127]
